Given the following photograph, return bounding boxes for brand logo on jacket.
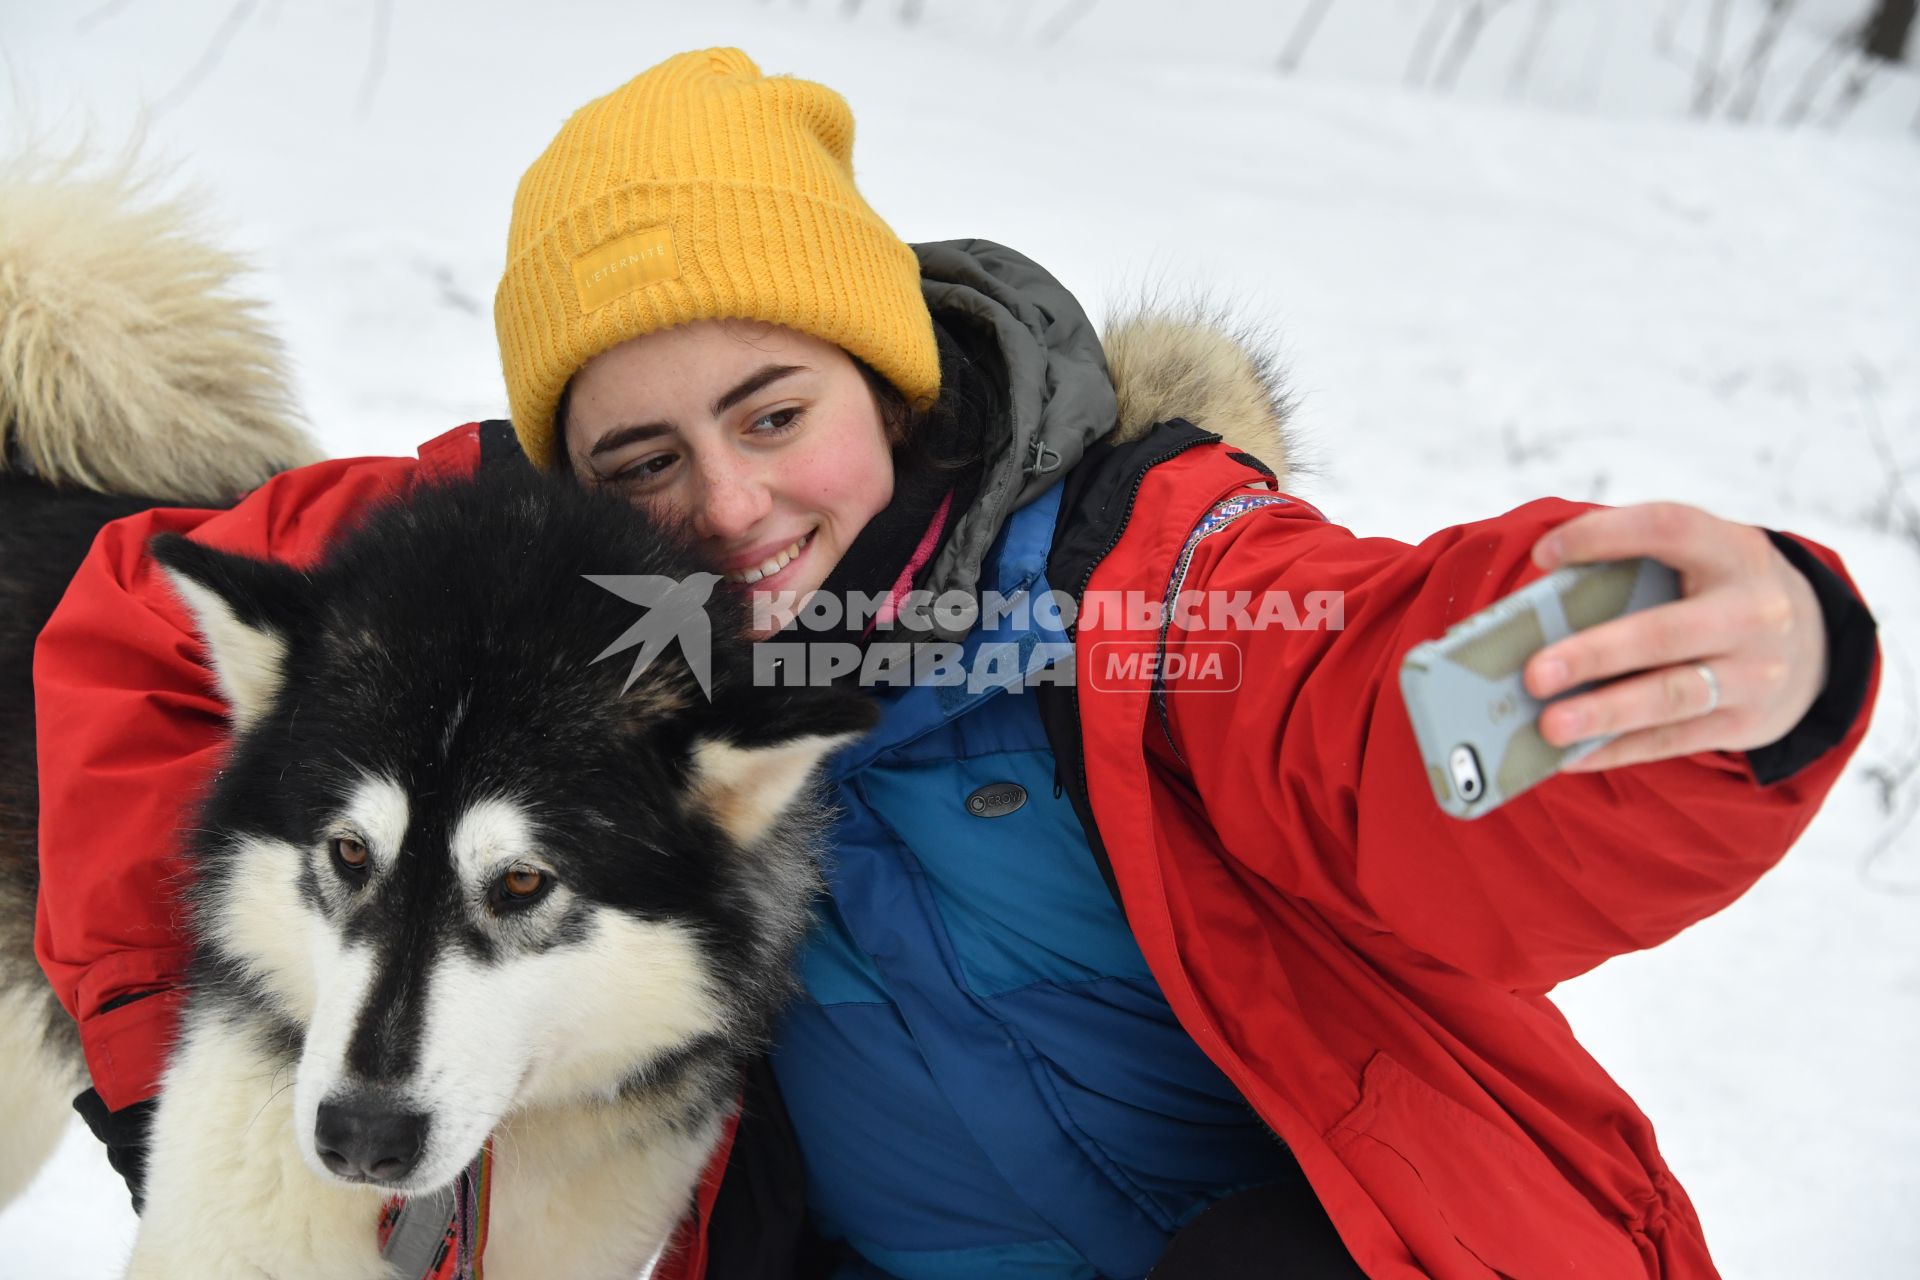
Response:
[966,783,1027,818]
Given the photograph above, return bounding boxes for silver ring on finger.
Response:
[1693,663,1720,717]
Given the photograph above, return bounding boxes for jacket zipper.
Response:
[1061,431,1218,890]
[1060,430,1295,1155]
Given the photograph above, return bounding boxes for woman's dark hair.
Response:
[550,380,578,475]
[850,354,917,449]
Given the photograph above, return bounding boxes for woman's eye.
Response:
[331,836,369,873]
[750,407,803,436]
[607,452,678,489]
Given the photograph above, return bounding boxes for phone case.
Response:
[1398,557,1682,819]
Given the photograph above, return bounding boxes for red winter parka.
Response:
[36,392,1878,1277]
[1052,415,1878,1278]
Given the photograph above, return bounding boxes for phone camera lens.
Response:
[1448,745,1486,803]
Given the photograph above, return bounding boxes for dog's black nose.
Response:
[314,1098,428,1184]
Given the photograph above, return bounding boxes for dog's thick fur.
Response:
[0,151,318,502]
[0,151,319,1212]
[129,472,871,1278]
[0,157,873,1277]
[0,153,1302,1277]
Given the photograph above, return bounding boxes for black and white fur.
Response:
[131,471,869,1279]
[0,155,872,1278]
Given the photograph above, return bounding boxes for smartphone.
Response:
[1398,557,1682,819]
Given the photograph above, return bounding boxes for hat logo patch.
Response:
[573,226,680,312]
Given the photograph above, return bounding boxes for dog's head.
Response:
[151,466,874,1194]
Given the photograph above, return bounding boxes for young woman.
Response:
[36,47,1878,1280]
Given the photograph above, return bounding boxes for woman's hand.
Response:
[1523,502,1828,771]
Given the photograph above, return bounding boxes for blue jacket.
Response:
[770,483,1296,1280]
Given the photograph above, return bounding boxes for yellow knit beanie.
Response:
[494,47,939,467]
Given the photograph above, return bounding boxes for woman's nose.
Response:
[691,451,772,543]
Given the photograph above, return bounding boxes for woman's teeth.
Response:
[727,531,812,584]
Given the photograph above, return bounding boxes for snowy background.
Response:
[3,0,1917,1275]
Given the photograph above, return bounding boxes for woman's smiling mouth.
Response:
[722,529,815,585]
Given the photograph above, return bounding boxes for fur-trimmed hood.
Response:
[915,240,1294,606]
[0,152,320,504]
[1103,308,1292,485]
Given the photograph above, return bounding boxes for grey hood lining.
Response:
[911,240,1296,611]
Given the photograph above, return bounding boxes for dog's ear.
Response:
[688,686,876,846]
[150,533,313,732]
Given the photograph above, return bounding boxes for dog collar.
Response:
[377,1139,493,1279]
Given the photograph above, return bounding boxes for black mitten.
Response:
[72,1087,156,1215]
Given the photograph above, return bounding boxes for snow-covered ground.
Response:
[3,1,1916,1276]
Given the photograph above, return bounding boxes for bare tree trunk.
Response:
[1822,55,1881,125]
[1780,22,1859,125]
[1654,0,1693,56]
[1507,0,1560,97]
[1574,6,1613,107]
[1863,0,1916,61]
[1406,0,1458,88]
[1725,0,1796,122]
[77,0,137,34]
[999,1,1031,40]
[1690,0,1733,115]
[1037,0,1099,46]
[1277,0,1336,74]
[1434,0,1513,91]
[155,0,257,114]
[353,0,395,117]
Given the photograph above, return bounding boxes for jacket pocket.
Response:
[1326,1051,1645,1280]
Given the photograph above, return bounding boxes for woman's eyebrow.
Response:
[712,363,806,415]
[589,364,809,460]
[587,420,671,460]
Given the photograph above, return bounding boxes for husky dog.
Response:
[131,469,870,1279]
[1,158,873,1278]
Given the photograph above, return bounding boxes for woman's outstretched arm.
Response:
[1155,490,1877,992]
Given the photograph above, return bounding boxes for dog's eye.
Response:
[490,867,550,912]
[331,836,370,872]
